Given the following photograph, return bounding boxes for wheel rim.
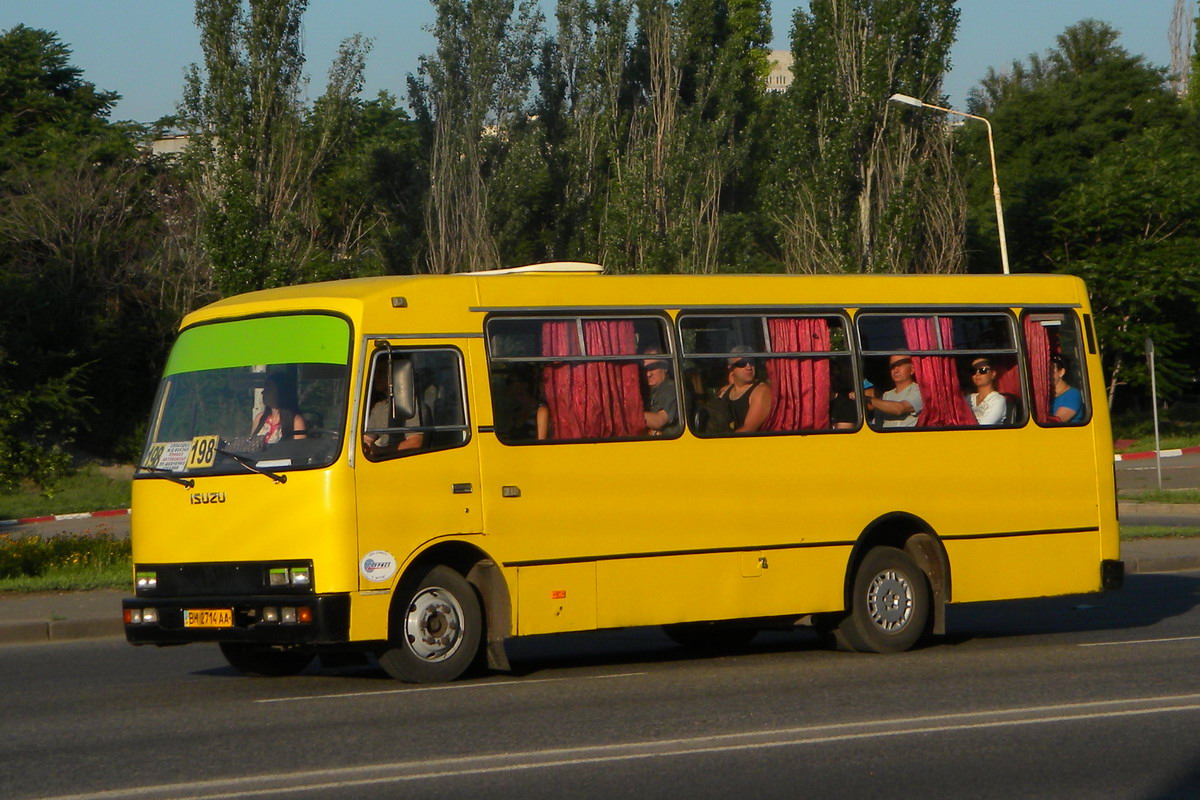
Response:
[866,568,914,633]
[404,586,465,662]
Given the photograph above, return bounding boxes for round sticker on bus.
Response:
[360,550,397,583]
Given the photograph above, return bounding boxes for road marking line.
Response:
[1079,635,1200,647]
[38,694,1200,800]
[255,671,645,704]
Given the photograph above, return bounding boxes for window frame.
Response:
[359,343,472,461]
[678,310,859,437]
[854,308,1026,432]
[485,312,679,445]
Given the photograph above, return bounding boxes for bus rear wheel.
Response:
[219,642,314,676]
[833,546,929,654]
[378,565,482,683]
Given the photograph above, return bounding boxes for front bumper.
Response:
[123,593,350,645]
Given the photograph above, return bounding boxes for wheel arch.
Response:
[393,540,512,672]
[846,512,951,636]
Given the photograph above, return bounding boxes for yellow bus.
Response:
[123,264,1122,681]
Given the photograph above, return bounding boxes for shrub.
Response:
[0,532,130,579]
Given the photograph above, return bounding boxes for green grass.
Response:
[1121,526,1200,539]
[0,465,131,519]
[1121,489,1200,505]
[0,563,130,593]
[1115,433,1200,453]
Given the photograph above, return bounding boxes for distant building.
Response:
[766,49,793,93]
[149,134,190,156]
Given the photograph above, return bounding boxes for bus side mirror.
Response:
[391,359,416,421]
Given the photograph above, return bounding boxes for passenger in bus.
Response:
[967,357,1007,426]
[828,362,858,429]
[641,349,681,437]
[252,375,307,444]
[1051,355,1083,423]
[713,347,773,433]
[867,354,923,427]
[363,365,424,456]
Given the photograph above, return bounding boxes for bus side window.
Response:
[1022,311,1089,426]
[488,316,672,443]
[362,348,469,460]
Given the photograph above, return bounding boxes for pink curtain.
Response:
[764,318,831,430]
[541,320,645,439]
[995,360,1021,398]
[1023,316,1054,423]
[902,317,976,427]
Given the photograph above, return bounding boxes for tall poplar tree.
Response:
[408,0,542,273]
[181,0,368,292]
[773,0,960,274]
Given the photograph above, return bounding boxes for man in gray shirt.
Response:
[868,354,923,427]
[641,350,681,436]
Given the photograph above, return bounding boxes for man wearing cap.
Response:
[641,349,682,436]
[868,354,923,428]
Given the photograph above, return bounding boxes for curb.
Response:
[0,617,124,645]
[0,508,130,528]
[1115,445,1200,463]
[1125,555,1200,574]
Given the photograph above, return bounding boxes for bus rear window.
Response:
[139,314,351,476]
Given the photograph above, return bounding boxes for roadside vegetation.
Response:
[0,465,131,520]
[0,532,130,593]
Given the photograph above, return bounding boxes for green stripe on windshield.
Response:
[164,315,350,375]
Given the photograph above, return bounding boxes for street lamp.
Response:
[888,92,1010,275]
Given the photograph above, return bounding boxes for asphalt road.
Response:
[3,570,1200,800]
[1116,451,1200,494]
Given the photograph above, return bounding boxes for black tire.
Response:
[832,546,929,654]
[378,565,483,683]
[219,642,314,676]
[663,621,758,650]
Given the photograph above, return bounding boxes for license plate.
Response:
[184,609,233,628]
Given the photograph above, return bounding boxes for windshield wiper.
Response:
[135,465,195,489]
[216,449,288,484]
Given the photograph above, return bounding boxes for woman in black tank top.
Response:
[718,354,773,432]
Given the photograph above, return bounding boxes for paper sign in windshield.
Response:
[155,441,192,472]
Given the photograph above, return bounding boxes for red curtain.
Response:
[1023,316,1054,423]
[764,318,830,430]
[902,317,976,427]
[541,320,645,439]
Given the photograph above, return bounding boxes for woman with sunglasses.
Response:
[714,348,773,433]
[967,357,1007,426]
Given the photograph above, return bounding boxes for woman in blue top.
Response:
[1051,355,1083,423]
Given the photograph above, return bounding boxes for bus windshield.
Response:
[138,314,351,477]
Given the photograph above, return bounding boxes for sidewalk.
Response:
[1,531,1198,647]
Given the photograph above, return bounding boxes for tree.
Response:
[962,19,1180,275]
[604,0,772,274]
[0,26,179,474]
[408,0,543,273]
[180,0,370,292]
[308,91,428,274]
[772,0,962,274]
[1048,125,1200,405]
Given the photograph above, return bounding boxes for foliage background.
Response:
[2,0,1199,490]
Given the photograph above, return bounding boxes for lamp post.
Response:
[888,92,1010,275]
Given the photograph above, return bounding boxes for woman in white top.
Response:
[967,357,1007,425]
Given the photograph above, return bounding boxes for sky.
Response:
[0,1,1187,124]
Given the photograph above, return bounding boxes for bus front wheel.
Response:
[379,565,482,683]
[833,546,929,654]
